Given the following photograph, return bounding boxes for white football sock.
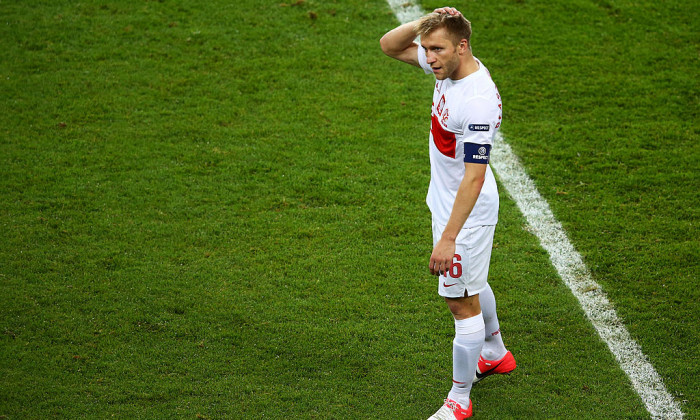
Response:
[480,283,508,361]
[448,313,484,406]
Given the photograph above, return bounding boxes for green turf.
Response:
[1,0,697,418]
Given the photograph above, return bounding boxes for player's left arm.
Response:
[429,162,487,276]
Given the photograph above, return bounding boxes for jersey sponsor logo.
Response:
[431,113,456,158]
[464,143,491,164]
[468,124,490,131]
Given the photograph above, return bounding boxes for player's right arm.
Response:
[380,21,421,67]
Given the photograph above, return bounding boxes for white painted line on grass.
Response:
[385,2,684,419]
[386,0,424,25]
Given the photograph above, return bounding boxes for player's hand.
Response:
[429,237,456,276]
[433,7,462,17]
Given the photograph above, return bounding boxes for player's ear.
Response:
[458,39,469,54]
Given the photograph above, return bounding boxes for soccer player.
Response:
[380,7,516,419]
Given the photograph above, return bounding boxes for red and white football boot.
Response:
[473,350,517,383]
[427,398,472,419]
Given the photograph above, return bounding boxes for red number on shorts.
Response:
[443,254,462,278]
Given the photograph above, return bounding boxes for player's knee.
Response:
[445,295,481,319]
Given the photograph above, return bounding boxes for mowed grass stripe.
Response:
[385,1,683,418]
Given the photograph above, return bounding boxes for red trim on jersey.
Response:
[431,113,456,158]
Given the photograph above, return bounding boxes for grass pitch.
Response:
[1,0,697,418]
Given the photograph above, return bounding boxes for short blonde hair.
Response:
[415,12,472,46]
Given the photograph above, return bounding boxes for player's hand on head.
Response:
[433,7,462,17]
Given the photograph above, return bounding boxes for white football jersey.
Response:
[417,47,502,228]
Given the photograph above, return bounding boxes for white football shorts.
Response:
[432,220,496,298]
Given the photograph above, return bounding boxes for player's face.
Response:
[421,28,462,80]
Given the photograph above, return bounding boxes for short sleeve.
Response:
[459,97,500,164]
[459,97,500,146]
[416,45,434,75]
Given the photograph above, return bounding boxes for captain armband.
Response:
[464,143,491,164]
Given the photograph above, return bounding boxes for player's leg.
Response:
[464,226,515,383]
[479,283,507,360]
[446,295,483,407]
[429,224,491,419]
[472,227,517,384]
[428,295,482,420]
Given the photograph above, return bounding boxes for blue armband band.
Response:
[464,143,491,164]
